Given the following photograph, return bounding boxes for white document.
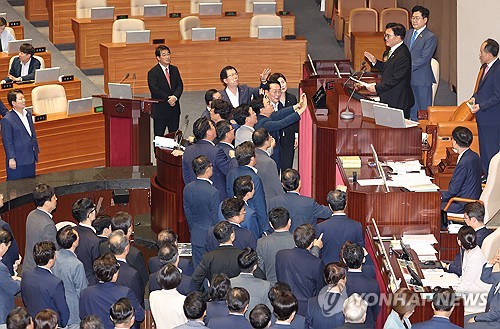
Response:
[357,178,384,186]
[402,234,438,245]
[351,76,373,88]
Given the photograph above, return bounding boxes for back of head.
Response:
[110,298,135,326]
[108,230,129,256]
[342,242,364,269]
[212,99,233,120]
[268,282,291,304]
[213,220,234,243]
[183,292,207,320]
[272,291,298,321]
[293,224,315,249]
[268,207,290,230]
[323,263,346,285]
[33,184,55,207]
[233,175,253,198]
[221,198,245,221]
[56,225,78,250]
[249,304,271,329]
[7,307,32,329]
[464,202,485,223]
[192,155,212,177]
[210,273,232,301]
[157,229,178,248]
[252,128,270,148]
[238,247,258,272]
[93,253,120,282]
[34,309,58,329]
[281,169,300,191]
[458,226,477,250]
[343,294,368,323]
[111,212,132,234]
[432,288,456,312]
[158,242,178,265]
[72,197,95,223]
[227,287,250,313]
[235,141,255,166]
[205,88,219,106]
[452,126,473,148]
[232,105,252,125]
[250,95,265,115]
[326,190,346,211]
[80,315,104,329]
[33,241,56,266]
[216,120,233,143]
[93,215,112,236]
[157,263,182,290]
[390,288,419,318]
[192,117,213,141]
[0,227,14,245]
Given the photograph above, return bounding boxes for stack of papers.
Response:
[448,223,464,234]
[339,156,361,169]
[402,234,438,257]
[386,160,422,174]
[421,270,460,288]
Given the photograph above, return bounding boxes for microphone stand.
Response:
[340,69,366,120]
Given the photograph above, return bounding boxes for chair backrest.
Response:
[379,7,409,31]
[130,0,161,16]
[431,58,440,105]
[481,228,500,261]
[338,0,366,19]
[249,14,281,38]
[179,16,201,40]
[5,26,16,39]
[191,0,221,14]
[368,0,397,14]
[481,151,500,225]
[76,0,107,18]
[112,18,145,43]
[8,55,46,72]
[245,0,253,12]
[31,84,68,115]
[348,8,378,34]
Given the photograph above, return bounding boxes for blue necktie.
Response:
[410,30,418,48]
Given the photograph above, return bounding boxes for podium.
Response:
[98,95,157,166]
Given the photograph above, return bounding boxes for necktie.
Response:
[483,64,490,80]
[410,30,418,48]
[387,49,393,60]
[165,67,171,88]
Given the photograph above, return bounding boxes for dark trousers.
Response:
[191,244,205,269]
[410,84,432,121]
[477,125,500,176]
[153,111,180,137]
[6,162,36,181]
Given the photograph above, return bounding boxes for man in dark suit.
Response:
[403,6,437,121]
[219,65,267,108]
[176,292,209,329]
[21,241,70,328]
[276,224,325,317]
[268,169,331,232]
[317,190,364,265]
[191,221,242,294]
[182,117,237,200]
[470,38,500,176]
[0,193,20,275]
[1,89,39,180]
[0,100,8,117]
[364,23,414,119]
[148,229,194,276]
[216,120,235,158]
[2,43,41,83]
[183,155,221,267]
[413,288,462,329]
[202,89,222,119]
[72,198,101,286]
[343,243,380,328]
[0,228,21,327]
[269,292,299,329]
[441,127,482,214]
[79,254,145,329]
[92,215,112,245]
[268,282,307,329]
[147,45,183,136]
[207,287,253,329]
[337,294,371,329]
[226,141,269,236]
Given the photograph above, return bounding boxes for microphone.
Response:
[343,61,367,86]
[340,68,367,120]
[175,114,190,150]
[118,73,130,84]
[132,73,136,97]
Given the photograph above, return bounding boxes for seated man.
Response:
[0,17,15,53]
[2,43,41,83]
[441,126,482,214]
[413,288,462,329]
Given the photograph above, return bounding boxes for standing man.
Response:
[364,23,414,119]
[219,66,268,108]
[404,6,437,121]
[470,39,500,176]
[1,89,39,180]
[147,45,183,137]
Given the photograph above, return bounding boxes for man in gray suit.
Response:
[230,248,272,318]
[23,183,58,271]
[174,292,208,329]
[403,5,437,121]
[53,225,88,329]
[233,105,258,147]
[252,128,283,205]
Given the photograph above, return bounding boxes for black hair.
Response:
[158,243,178,265]
[324,263,346,285]
[6,307,32,329]
[157,263,182,290]
[79,315,104,329]
[281,169,299,191]
[342,243,364,269]
[212,99,233,120]
[249,304,271,329]
[484,38,499,57]
[92,215,112,235]
[183,292,207,320]
[220,65,237,85]
[155,45,170,57]
[432,288,456,312]
[268,282,291,304]
[452,126,473,148]
[205,89,219,105]
[227,287,250,313]
[464,202,485,223]
[19,43,35,56]
[192,117,214,141]
[221,198,245,220]
[215,120,233,141]
[272,291,298,321]
[233,175,254,198]
[108,230,129,255]
[192,155,212,176]
[7,89,24,107]
[293,224,316,249]
[235,141,255,166]
[0,227,14,245]
[457,226,476,250]
[213,221,234,243]
[33,241,56,266]
[56,225,78,250]
[268,207,289,230]
[209,273,232,301]
[72,198,95,223]
[411,5,429,19]
[110,298,134,325]
[32,184,55,207]
[237,247,258,272]
[327,190,346,211]
[385,22,406,39]
[232,105,253,125]
[111,212,132,234]
[93,253,120,282]
[252,128,270,148]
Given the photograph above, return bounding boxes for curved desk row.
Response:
[0,51,52,81]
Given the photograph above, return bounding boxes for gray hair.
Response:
[343,294,368,323]
[108,230,129,255]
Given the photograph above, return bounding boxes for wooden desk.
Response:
[26,0,49,21]
[48,0,284,44]
[100,38,306,92]
[0,79,81,107]
[351,32,386,72]
[0,111,105,181]
[72,13,295,70]
[0,51,52,78]
[11,26,24,39]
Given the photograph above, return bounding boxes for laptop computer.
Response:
[67,97,93,116]
[90,7,114,20]
[257,26,282,39]
[34,67,60,83]
[191,27,216,41]
[7,39,33,55]
[143,4,167,17]
[373,104,418,128]
[253,2,276,15]
[125,30,150,44]
[360,99,387,119]
[108,83,132,99]
[198,3,222,15]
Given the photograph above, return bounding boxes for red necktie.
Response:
[165,67,171,88]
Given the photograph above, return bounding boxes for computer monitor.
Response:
[253,2,276,15]
[143,4,167,17]
[34,67,60,84]
[90,7,114,20]
[125,30,150,44]
[198,3,222,15]
[108,83,132,99]
[7,39,33,55]
[67,97,93,116]
[191,27,216,41]
[257,25,282,39]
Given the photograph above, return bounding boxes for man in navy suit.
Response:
[343,243,380,328]
[269,292,298,329]
[80,254,144,329]
[441,127,482,214]
[1,89,39,180]
[337,294,371,329]
[176,292,209,329]
[268,282,307,329]
[0,193,20,275]
[148,229,194,276]
[249,304,271,329]
[226,141,269,236]
[0,228,21,327]
[413,288,462,329]
[219,66,267,108]
[182,117,237,200]
[216,120,235,158]
[317,190,364,265]
[72,198,101,286]
[21,241,70,328]
[276,224,325,317]
[147,45,183,136]
[403,6,437,121]
[207,287,253,329]
[0,100,8,117]
[364,23,414,119]
[224,175,260,238]
[183,155,221,267]
[202,89,222,119]
[470,38,500,176]
[268,169,331,233]
[2,43,41,84]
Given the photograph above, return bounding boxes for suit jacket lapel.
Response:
[479,59,499,89]
[10,111,32,136]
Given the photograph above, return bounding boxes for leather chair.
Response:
[368,0,397,15]
[482,229,500,272]
[5,26,16,39]
[431,58,440,105]
[179,16,201,40]
[191,0,221,14]
[130,0,161,16]
[76,0,107,18]
[111,18,145,43]
[8,55,46,71]
[249,14,281,37]
[31,84,68,115]
[343,8,378,60]
[379,7,409,31]
[333,0,365,41]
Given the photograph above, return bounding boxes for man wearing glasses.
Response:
[364,23,414,119]
[403,6,437,121]
[219,66,270,108]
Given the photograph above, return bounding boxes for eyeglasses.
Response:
[411,16,423,21]
[227,72,238,78]
[384,34,395,39]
